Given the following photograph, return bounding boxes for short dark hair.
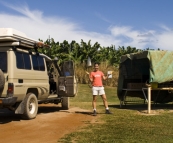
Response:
[94,62,100,66]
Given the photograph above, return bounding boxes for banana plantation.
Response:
[39,38,141,67]
[38,38,149,86]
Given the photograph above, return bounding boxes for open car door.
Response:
[58,61,77,97]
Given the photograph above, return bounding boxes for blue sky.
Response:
[0,0,173,50]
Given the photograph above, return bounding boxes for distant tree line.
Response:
[38,38,162,86]
[38,38,148,67]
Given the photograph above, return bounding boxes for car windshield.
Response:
[0,52,7,72]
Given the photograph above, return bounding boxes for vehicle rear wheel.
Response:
[0,69,5,93]
[21,93,38,120]
[61,97,69,110]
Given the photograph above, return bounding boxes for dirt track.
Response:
[0,104,95,143]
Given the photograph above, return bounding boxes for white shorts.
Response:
[92,86,105,95]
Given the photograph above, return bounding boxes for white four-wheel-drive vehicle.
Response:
[0,28,77,119]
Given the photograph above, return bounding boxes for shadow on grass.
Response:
[108,102,173,111]
[109,96,173,111]
[75,111,113,116]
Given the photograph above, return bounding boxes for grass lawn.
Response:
[58,84,173,143]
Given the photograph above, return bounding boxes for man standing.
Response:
[89,62,112,116]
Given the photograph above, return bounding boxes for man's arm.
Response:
[86,71,93,82]
[89,74,93,82]
[103,73,111,80]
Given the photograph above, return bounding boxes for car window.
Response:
[38,56,45,71]
[32,55,39,70]
[16,52,31,70]
[23,53,31,69]
[0,52,7,72]
[31,55,45,71]
[16,52,24,69]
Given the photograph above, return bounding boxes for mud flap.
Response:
[15,101,24,114]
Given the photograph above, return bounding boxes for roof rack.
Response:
[0,28,50,49]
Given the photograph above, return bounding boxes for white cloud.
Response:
[154,31,173,50]
[109,25,173,50]
[0,3,173,51]
[0,4,119,47]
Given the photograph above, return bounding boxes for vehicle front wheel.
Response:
[21,93,38,120]
[61,97,69,110]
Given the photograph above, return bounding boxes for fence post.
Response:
[148,85,151,114]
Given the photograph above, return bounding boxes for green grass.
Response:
[70,84,117,110]
[58,84,173,143]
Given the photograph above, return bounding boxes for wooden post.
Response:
[148,85,151,114]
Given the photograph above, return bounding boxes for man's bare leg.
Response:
[101,94,108,109]
[92,95,97,116]
[101,94,112,114]
[92,95,97,109]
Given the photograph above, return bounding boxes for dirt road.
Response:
[0,104,95,143]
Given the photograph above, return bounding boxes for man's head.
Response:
[94,62,99,71]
